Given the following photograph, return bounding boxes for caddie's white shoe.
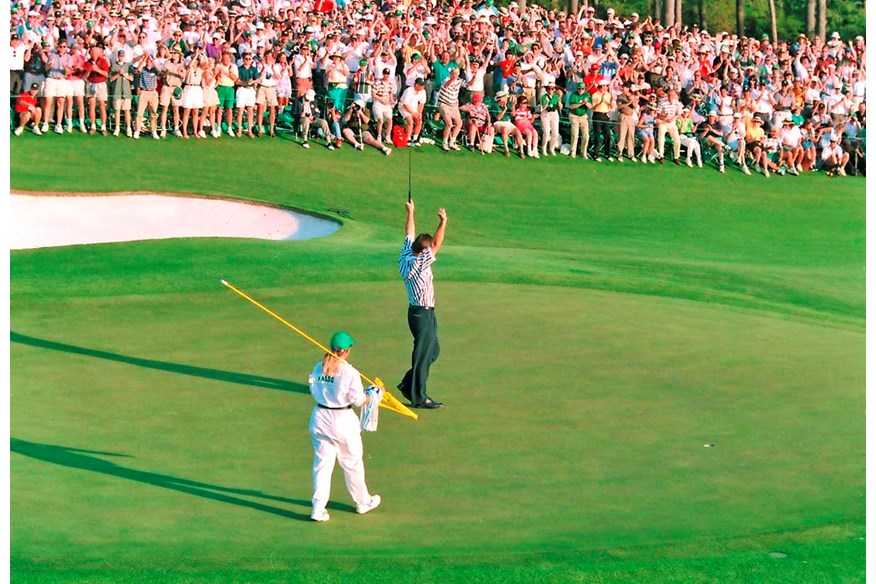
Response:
[356,494,381,515]
[310,509,330,522]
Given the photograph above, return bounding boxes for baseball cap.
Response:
[414,77,425,86]
[382,68,391,75]
[29,82,39,90]
[330,331,355,351]
[304,88,315,101]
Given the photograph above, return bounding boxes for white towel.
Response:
[360,385,383,432]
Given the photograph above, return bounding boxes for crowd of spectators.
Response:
[10,0,866,176]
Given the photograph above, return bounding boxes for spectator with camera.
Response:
[298,88,334,150]
[342,97,392,156]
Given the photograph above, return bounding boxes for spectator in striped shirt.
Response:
[398,200,447,410]
[371,68,396,145]
[437,63,467,151]
[656,88,683,164]
[133,53,160,140]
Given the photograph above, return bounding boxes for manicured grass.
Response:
[10,134,865,582]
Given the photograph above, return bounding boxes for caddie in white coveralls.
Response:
[308,331,381,522]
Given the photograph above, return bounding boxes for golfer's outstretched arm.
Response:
[405,200,415,238]
[431,208,447,255]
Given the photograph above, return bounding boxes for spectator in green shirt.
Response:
[429,49,453,106]
[567,82,591,159]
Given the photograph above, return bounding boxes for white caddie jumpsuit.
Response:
[308,360,373,514]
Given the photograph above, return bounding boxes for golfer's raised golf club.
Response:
[407,140,412,203]
[220,279,418,420]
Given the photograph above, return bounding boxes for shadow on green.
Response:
[10,331,308,394]
[10,438,360,519]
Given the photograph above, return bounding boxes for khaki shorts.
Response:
[159,84,182,107]
[438,102,460,121]
[86,81,108,100]
[256,86,278,107]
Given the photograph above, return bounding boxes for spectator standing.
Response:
[215,51,238,136]
[371,68,396,144]
[132,53,159,140]
[567,81,591,159]
[615,84,638,162]
[235,50,259,138]
[539,81,561,156]
[84,44,110,134]
[10,34,27,102]
[23,41,49,104]
[256,51,279,137]
[158,47,184,137]
[436,64,466,151]
[41,39,71,134]
[109,49,133,137]
[656,88,683,164]
[590,79,614,162]
[676,107,702,167]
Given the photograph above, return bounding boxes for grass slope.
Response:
[10,135,865,583]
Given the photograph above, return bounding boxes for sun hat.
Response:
[495,90,508,98]
[330,331,355,351]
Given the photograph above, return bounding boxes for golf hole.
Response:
[9,192,341,250]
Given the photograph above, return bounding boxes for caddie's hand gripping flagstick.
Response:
[220,279,418,421]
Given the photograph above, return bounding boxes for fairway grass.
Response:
[10,136,864,582]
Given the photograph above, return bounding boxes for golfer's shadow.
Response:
[10,331,308,394]
[10,438,355,520]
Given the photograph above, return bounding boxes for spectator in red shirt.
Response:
[84,45,111,135]
[13,83,42,136]
[584,63,602,95]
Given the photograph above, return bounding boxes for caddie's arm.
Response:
[431,208,447,255]
[405,200,415,238]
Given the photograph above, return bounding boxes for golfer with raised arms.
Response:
[308,331,381,522]
[397,200,447,409]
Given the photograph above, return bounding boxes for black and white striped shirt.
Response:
[437,77,465,107]
[399,236,435,308]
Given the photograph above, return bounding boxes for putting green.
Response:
[11,281,863,570]
[10,138,864,581]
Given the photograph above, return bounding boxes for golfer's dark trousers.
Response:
[593,112,612,158]
[400,305,440,405]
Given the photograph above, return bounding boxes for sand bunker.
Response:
[9,192,341,250]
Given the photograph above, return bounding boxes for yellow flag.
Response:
[373,377,419,420]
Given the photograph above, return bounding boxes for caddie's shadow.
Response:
[11,437,356,520]
[10,331,309,395]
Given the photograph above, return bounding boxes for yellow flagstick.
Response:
[220,280,418,421]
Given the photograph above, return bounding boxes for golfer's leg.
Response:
[311,432,337,512]
[407,306,432,404]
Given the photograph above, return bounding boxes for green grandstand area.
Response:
[10,136,864,583]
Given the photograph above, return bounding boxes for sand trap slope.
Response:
[10,193,341,250]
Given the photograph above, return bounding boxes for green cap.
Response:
[330,331,355,351]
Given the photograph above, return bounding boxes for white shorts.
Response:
[69,78,85,97]
[181,85,204,109]
[43,77,68,98]
[236,87,256,108]
[372,101,393,121]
